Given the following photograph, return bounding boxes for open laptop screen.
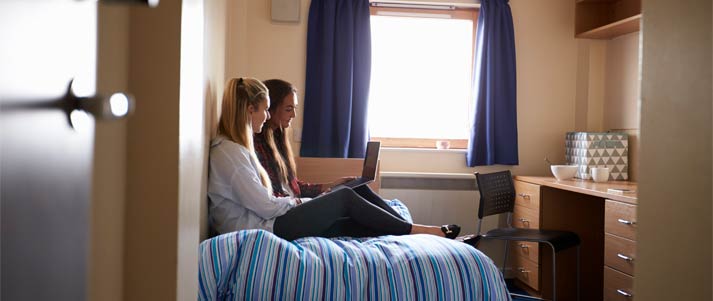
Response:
[361,141,381,180]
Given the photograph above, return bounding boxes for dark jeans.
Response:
[273,186,412,241]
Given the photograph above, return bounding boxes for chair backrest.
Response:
[475,171,516,219]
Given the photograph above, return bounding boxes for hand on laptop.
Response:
[322,176,358,194]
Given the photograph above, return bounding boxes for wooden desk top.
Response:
[514,176,638,204]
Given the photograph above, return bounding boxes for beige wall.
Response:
[638,0,712,299]
[221,0,580,177]
[575,31,641,181]
[92,4,129,301]
[604,32,640,181]
[203,0,228,240]
[124,2,182,300]
[604,32,640,130]
[575,39,607,133]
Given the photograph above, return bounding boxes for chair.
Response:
[473,171,580,301]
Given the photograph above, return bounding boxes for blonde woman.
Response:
[208,77,460,240]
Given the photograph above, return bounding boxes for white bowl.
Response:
[550,165,578,181]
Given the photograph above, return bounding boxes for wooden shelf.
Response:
[576,14,641,39]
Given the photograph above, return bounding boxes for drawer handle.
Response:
[616,289,633,297]
[617,253,634,262]
[517,267,530,273]
[617,218,636,225]
[518,243,530,254]
[517,193,531,200]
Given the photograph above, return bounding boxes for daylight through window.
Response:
[368,7,477,148]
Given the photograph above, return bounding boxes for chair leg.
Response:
[502,241,510,275]
[576,246,580,301]
[551,247,557,301]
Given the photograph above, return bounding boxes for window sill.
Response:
[380,171,474,179]
[381,147,467,154]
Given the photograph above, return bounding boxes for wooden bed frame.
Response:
[294,157,380,192]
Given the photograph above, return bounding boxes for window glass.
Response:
[369,11,475,146]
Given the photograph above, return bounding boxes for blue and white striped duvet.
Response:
[198,201,510,300]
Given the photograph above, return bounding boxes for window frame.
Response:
[368,6,478,149]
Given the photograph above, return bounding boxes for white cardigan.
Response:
[207,136,296,234]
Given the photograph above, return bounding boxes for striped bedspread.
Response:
[198,200,510,300]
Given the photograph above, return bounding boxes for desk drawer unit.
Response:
[604,199,637,300]
[511,180,542,292]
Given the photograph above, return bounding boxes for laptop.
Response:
[339,141,381,189]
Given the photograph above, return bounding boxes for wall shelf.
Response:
[576,14,641,39]
[575,0,641,40]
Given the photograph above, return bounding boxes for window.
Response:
[368,6,477,149]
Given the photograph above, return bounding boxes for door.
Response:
[0,2,97,300]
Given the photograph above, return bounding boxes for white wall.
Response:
[177,0,205,299]
[638,0,712,299]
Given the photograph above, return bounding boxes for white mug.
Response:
[591,167,610,182]
[436,140,450,149]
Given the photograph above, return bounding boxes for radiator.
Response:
[378,172,497,236]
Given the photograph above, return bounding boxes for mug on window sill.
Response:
[436,140,451,150]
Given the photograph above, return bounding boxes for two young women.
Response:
[207,77,460,240]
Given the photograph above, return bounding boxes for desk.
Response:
[511,176,638,301]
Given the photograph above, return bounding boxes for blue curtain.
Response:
[300,0,371,158]
[466,0,519,166]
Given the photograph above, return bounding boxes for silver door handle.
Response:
[517,193,531,200]
[101,0,159,7]
[0,80,134,129]
[518,243,529,249]
[617,253,634,262]
[517,267,530,273]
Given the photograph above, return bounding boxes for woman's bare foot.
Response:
[410,224,446,237]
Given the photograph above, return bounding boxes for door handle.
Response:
[100,0,159,7]
[1,80,134,130]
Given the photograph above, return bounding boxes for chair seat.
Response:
[482,227,581,252]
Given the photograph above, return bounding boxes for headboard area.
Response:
[294,157,380,192]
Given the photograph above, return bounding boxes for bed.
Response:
[198,200,511,300]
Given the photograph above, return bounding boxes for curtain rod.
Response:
[369,1,480,10]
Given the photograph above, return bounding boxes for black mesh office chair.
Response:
[474,171,580,301]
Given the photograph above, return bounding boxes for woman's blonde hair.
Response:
[217,77,272,193]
